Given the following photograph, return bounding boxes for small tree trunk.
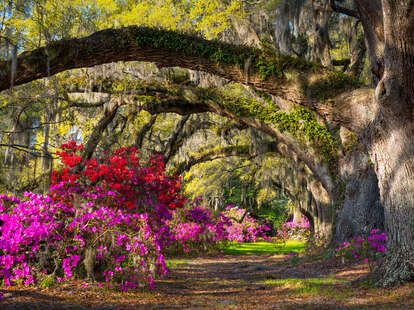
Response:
[41,102,52,193]
[307,179,333,241]
[83,246,96,281]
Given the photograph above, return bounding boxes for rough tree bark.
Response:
[362,0,414,286]
[334,149,384,243]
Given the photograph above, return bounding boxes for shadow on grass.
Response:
[221,240,305,255]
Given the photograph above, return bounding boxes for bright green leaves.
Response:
[217,94,338,167]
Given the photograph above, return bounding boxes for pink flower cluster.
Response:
[223,206,271,243]
[167,200,270,255]
[0,191,168,291]
[167,198,231,254]
[277,218,310,241]
[334,229,386,266]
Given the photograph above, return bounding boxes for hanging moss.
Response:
[217,95,338,170]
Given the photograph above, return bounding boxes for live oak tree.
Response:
[0,0,413,286]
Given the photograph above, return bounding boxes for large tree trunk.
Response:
[366,1,414,286]
[333,149,384,243]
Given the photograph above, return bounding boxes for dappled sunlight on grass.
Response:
[263,276,351,299]
[221,240,305,255]
[165,259,188,268]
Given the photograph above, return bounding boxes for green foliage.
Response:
[217,94,338,167]
[223,176,255,206]
[39,274,57,289]
[1,0,244,52]
[258,199,289,231]
[255,50,322,80]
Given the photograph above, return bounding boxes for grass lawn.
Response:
[164,259,188,268]
[221,239,305,255]
[262,276,351,299]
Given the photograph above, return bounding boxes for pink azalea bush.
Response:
[167,197,231,255]
[167,202,271,255]
[223,206,271,242]
[277,218,310,241]
[0,143,185,292]
[333,229,386,269]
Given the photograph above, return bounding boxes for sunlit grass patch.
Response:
[165,259,188,268]
[263,276,352,299]
[221,240,305,255]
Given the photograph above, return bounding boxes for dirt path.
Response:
[1,254,414,309]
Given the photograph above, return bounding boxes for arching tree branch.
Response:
[172,145,255,176]
[172,141,283,176]
[66,78,337,196]
[0,26,371,131]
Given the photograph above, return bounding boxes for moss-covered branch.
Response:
[1,26,365,114]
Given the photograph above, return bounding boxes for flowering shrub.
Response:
[0,142,185,292]
[223,206,271,242]
[167,202,271,255]
[333,229,386,269]
[277,218,310,241]
[167,197,231,255]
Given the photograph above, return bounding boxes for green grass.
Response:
[263,276,351,299]
[165,259,188,268]
[221,240,305,255]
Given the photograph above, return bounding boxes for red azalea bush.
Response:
[53,141,185,213]
[0,142,185,292]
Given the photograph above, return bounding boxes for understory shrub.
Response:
[166,197,231,255]
[277,218,310,241]
[167,202,271,255]
[333,229,386,269]
[223,205,271,243]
